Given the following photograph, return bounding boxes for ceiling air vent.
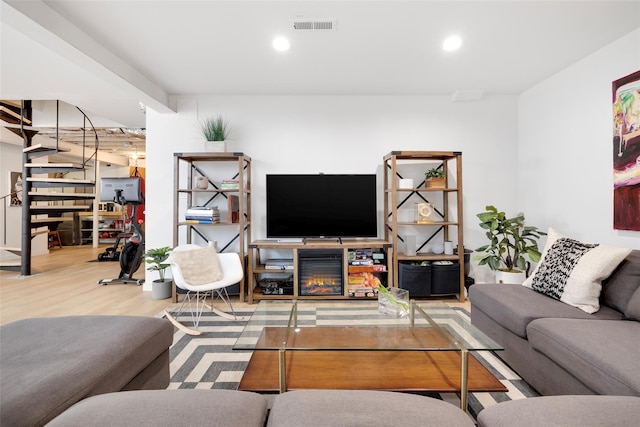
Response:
[292,19,336,31]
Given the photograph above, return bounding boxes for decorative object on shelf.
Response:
[185,206,219,224]
[398,178,413,189]
[196,176,208,189]
[200,115,230,152]
[144,246,173,299]
[424,167,445,188]
[416,202,435,223]
[377,284,409,318]
[475,205,546,284]
[444,240,454,255]
[404,234,416,256]
[432,242,444,254]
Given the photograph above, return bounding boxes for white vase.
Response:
[204,140,226,152]
[495,270,526,285]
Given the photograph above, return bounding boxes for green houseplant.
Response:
[475,205,545,283]
[200,115,230,142]
[145,246,173,299]
[424,167,445,179]
[424,166,445,188]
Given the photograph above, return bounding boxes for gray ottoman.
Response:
[267,389,475,427]
[46,390,268,427]
[477,395,640,427]
[0,316,174,427]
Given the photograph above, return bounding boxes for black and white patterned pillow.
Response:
[523,228,632,313]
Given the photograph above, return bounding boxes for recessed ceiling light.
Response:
[442,35,462,52]
[273,36,290,52]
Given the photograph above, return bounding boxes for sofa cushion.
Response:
[469,283,622,339]
[601,250,640,313]
[267,389,475,427]
[47,390,268,427]
[527,318,640,395]
[523,228,632,313]
[625,287,640,320]
[477,395,640,427]
[0,316,174,427]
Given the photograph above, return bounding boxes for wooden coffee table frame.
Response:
[237,301,506,412]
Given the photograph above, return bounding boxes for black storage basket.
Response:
[398,262,432,298]
[431,262,460,294]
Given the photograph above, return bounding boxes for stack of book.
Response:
[220,179,239,190]
[185,206,220,224]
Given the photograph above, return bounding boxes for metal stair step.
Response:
[23,144,69,158]
[28,192,95,201]
[29,205,92,215]
[25,162,84,174]
[0,105,32,125]
[27,177,95,188]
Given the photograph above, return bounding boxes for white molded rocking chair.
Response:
[163,244,247,336]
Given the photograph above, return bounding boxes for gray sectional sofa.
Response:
[470,250,640,396]
[0,315,174,427]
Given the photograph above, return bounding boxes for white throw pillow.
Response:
[523,228,632,313]
[169,245,223,285]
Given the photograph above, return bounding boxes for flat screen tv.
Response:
[266,174,377,239]
[100,177,143,204]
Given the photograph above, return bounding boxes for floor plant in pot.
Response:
[200,115,230,152]
[145,246,173,299]
[475,205,546,284]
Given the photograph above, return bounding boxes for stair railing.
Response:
[16,100,101,275]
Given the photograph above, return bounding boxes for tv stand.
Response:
[301,237,343,244]
[247,239,392,303]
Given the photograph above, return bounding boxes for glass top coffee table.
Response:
[234,300,505,411]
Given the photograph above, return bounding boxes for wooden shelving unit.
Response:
[173,152,251,301]
[246,239,392,304]
[78,211,126,245]
[384,151,465,301]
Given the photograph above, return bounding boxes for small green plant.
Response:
[200,115,230,141]
[425,167,445,179]
[144,246,173,281]
[475,206,546,272]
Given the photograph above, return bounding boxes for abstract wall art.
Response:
[612,70,640,231]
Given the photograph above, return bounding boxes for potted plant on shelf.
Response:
[475,205,546,284]
[145,246,173,299]
[200,115,230,152]
[424,167,445,188]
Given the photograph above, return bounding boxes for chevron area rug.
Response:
[163,303,539,421]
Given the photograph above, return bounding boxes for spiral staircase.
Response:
[1,100,97,275]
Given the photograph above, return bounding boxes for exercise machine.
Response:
[96,230,131,262]
[98,177,145,286]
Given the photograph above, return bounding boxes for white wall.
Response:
[0,142,24,246]
[518,29,640,249]
[145,94,519,285]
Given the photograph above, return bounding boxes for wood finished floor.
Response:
[0,245,469,325]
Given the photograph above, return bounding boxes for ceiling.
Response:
[1,1,639,154]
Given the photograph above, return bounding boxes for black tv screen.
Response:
[266,174,377,239]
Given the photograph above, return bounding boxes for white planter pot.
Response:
[495,270,526,285]
[204,140,227,152]
[152,280,172,299]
